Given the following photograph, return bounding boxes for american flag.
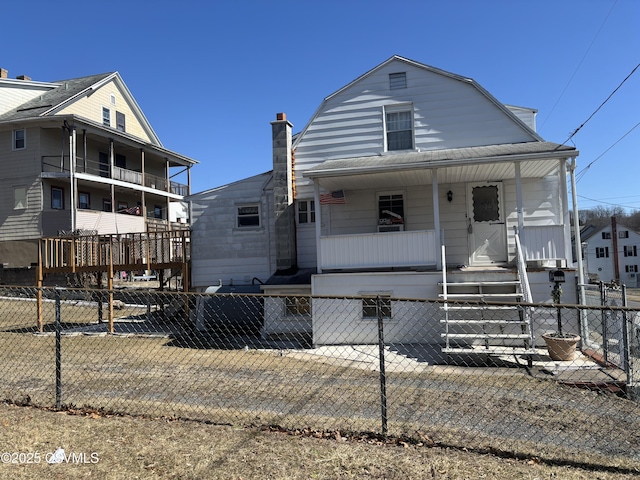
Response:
[121,205,141,215]
[319,190,346,205]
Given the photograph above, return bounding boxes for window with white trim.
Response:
[602,232,611,239]
[13,129,25,150]
[102,107,111,127]
[384,105,413,151]
[237,204,260,227]
[51,187,64,210]
[625,265,638,273]
[13,187,26,210]
[297,199,315,224]
[624,245,637,257]
[378,192,404,226]
[619,230,629,238]
[596,247,609,258]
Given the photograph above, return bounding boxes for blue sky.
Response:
[3,0,639,212]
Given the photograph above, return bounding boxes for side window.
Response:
[79,192,90,209]
[378,192,404,225]
[154,205,163,219]
[13,187,26,209]
[51,187,64,210]
[237,205,260,227]
[297,200,315,224]
[13,129,26,150]
[103,199,112,212]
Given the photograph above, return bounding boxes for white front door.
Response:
[467,181,507,266]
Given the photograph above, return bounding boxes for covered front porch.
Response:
[304,142,581,275]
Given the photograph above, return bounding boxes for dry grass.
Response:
[0,402,637,480]
[0,292,639,475]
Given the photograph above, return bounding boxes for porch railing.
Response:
[521,225,565,262]
[319,229,438,270]
[41,156,187,195]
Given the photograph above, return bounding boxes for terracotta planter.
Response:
[542,333,580,361]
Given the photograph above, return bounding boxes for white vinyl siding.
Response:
[293,59,537,198]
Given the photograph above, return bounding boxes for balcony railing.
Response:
[42,156,188,196]
[320,229,438,270]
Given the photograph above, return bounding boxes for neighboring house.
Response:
[581,218,640,287]
[0,67,197,268]
[188,55,582,349]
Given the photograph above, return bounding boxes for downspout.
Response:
[314,179,322,274]
[432,168,441,270]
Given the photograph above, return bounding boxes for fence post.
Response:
[55,287,62,409]
[377,295,388,436]
[600,282,608,365]
[621,285,632,390]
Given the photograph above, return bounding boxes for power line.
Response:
[566,72,638,143]
[575,119,640,183]
[539,0,618,132]
[560,62,640,146]
[578,194,640,211]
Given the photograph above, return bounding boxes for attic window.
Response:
[110,93,116,105]
[389,72,407,90]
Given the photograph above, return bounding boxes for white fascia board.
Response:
[303,150,579,179]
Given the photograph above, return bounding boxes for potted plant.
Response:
[542,274,580,361]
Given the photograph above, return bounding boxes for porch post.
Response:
[314,180,322,273]
[570,157,586,304]
[432,169,441,270]
[514,162,524,236]
[70,126,77,232]
[559,158,572,265]
[109,139,115,212]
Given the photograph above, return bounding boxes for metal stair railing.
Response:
[514,227,535,350]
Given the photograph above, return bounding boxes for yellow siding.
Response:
[56,79,154,143]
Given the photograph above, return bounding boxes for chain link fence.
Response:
[0,285,639,469]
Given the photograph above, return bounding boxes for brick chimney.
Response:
[271,112,297,272]
[0,69,8,79]
[16,75,31,81]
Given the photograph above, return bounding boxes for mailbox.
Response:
[549,269,565,283]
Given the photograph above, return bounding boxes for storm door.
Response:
[467,182,507,265]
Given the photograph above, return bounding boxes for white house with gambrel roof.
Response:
[189,55,584,351]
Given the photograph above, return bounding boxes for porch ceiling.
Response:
[304,142,578,191]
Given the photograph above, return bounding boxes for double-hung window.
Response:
[624,245,637,257]
[13,187,26,210]
[102,107,111,127]
[116,111,126,132]
[596,247,609,258]
[297,200,315,224]
[13,129,25,150]
[626,265,638,273]
[51,187,64,210]
[385,105,413,151]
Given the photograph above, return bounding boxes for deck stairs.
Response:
[439,275,536,359]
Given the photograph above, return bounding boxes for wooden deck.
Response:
[36,231,191,332]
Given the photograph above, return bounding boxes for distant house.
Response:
[581,219,640,287]
[0,68,197,268]
[188,55,582,349]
